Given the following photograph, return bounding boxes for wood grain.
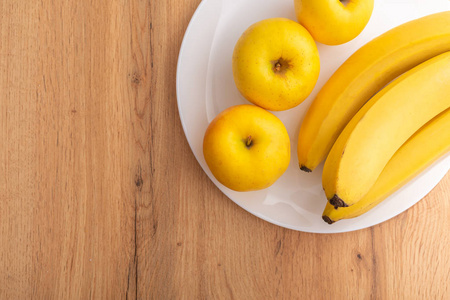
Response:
[0,0,449,299]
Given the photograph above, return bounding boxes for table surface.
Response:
[1,0,449,299]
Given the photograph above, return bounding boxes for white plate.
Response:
[176,0,450,233]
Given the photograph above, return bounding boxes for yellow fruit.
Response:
[322,52,450,208]
[232,18,320,111]
[203,105,290,192]
[294,0,374,45]
[297,12,450,172]
[323,108,450,224]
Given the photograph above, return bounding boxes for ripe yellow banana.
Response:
[322,51,450,208]
[322,108,450,224]
[297,11,450,172]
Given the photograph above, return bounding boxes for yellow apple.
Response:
[294,0,374,45]
[232,18,320,111]
[203,105,290,192]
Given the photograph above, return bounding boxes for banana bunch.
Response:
[296,12,450,223]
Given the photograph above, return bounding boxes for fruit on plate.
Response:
[322,51,450,208]
[297,11,450,172]
[322,108,450,224]
[294,0,374,45]
[203,105,290,192]
[232,18,320,111]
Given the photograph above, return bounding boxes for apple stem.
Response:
[246,135,253,147]
[274,62,281,72]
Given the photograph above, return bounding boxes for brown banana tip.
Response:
[329,194,348,208]
[322,215,335,225]
[300,165,312,173]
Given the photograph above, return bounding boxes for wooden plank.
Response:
[0,1,39,298]
[372,172,450,299]
[1,0,140,298]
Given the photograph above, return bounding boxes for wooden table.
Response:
[1,1,449,298]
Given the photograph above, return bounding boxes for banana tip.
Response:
[300,165,312,173]
[329,194,348,208]
[322,215,335,224]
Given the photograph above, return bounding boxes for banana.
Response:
[297,12,450,172]
[322,108,450,224]
[322,51,450,208]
